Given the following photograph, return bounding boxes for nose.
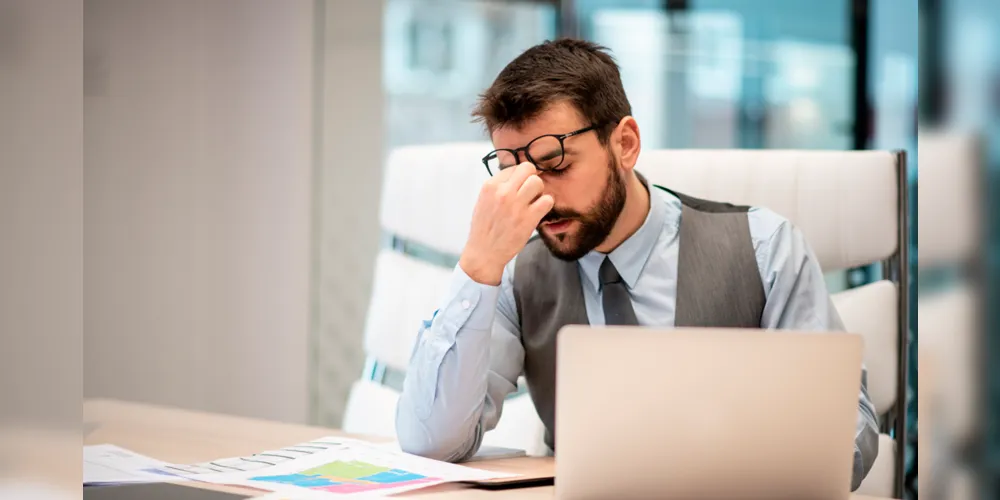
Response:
[515,149,529,166]
[539,178,556,204]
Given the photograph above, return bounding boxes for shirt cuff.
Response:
[446,263,501,332]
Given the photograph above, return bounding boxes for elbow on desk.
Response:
[396,425,476,463]
[398,434,457,462]
[395,407,478,463]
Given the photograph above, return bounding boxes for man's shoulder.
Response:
[745,207,819,274]
[653,184,794,247]
[746,203,788,230]
[653,185,751,214]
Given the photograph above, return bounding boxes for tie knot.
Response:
[599,257,623,286]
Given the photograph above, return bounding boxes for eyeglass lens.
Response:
[486,135,564,174]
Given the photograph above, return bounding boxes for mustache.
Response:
[541,208,581,224]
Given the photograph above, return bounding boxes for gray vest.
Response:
[512,186,766,450]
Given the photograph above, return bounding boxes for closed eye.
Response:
[546,163,571,177]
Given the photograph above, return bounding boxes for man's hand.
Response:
[459,162,554,286]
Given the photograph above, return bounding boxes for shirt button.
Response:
[461,300,471,310]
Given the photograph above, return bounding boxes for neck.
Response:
[595,171,649,254]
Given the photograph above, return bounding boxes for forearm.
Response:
[395,267,499,462]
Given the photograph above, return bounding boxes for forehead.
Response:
[490,101,588,150]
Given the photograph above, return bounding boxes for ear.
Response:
[614,116,641,172]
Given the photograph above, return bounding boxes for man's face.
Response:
[491,101,626,261]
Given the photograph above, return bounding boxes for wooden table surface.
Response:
[83,399,890,499]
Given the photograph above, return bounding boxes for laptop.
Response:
[554,326,863,500]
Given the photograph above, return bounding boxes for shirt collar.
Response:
[579,173,670,293]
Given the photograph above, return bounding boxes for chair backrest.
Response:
[380,142,490,256]
[830,280,898,415]
[362,250,453,372]
[637,149,900,272]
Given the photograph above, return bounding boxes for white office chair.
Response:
[638,149,909,498]
[343,141,549,456]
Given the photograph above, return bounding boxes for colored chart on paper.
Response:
[249,459,440,494]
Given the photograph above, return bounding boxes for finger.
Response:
[502,161,538,191]
[516,174,544,205]
[528,194,555,222]
[491,159,526,183]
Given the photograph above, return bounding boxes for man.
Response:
[395,38,879,490]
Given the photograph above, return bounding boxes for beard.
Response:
[537,157,627,261]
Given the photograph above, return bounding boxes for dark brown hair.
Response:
[472,38,632,144]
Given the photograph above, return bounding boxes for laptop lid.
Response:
[554,326,862,500]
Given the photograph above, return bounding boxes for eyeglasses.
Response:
[481,124,601,177]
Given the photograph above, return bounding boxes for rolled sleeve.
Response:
[396,262,510,461]
[406,265,500,420]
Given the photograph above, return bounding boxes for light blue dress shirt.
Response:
[395,184,879,478]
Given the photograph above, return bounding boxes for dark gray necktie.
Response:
[599,257,639,326]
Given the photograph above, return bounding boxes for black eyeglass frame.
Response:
[480,124,603,176]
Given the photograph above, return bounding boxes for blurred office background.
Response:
[919,0,1000,499]
[60,0,933,497]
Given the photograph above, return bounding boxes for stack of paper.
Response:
[84,437,518,498]
[83,444,187,486]
[159,437,516,497]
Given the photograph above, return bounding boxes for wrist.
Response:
[459,252,503,286]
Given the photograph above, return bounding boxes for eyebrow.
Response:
[536,148,562,162]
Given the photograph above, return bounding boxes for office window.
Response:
[575,0,854,150]
[384,0,557,149]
